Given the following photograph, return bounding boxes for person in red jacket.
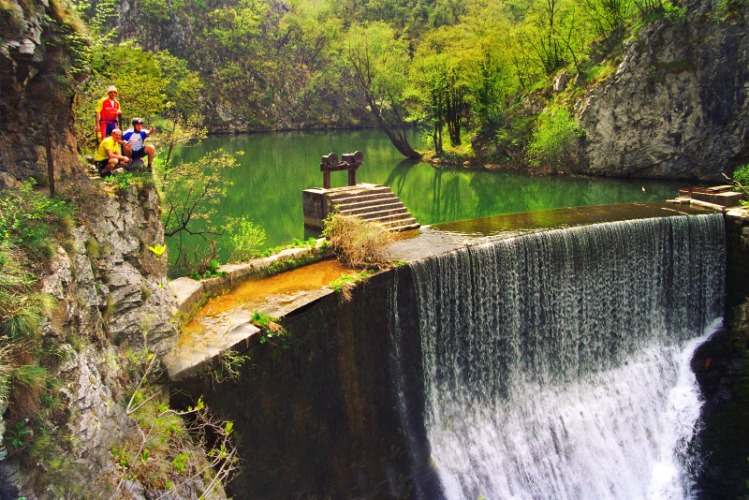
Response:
[95,85,122,139]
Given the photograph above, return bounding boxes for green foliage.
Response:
[329,270,375,293]
[0,182,76,263]
[8,421,31,449]
[250,311,289,347]
[118,354,238,495]
[526,106,583,171]
[210,350,252,384]
[152,50,204,120]
[733,163,749,186]
[633,0,684,22]
[138,0,173,22]
[189,267,226,281]
[158,146,241,275]
[228,217,267,262]
[172,452,190,474]
[261,237,320,257]
[730,163,749,207]
[714,0,748,21]
[103,171,152,192]
[11,366,48,392]
[148,243,167,257]
[250,310,273,329]
[343,21,421,158]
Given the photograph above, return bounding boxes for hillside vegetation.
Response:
[71,0,700,163]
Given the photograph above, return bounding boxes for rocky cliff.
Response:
[0,0,87,184]
[0,1,183,495]
[0,181,180,497]
[579,0,749,180]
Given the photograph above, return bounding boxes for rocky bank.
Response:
[0,0,85,185]
[578,0,749,180]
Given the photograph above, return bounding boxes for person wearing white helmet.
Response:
[122,117,156,170]
[95,85,122,139]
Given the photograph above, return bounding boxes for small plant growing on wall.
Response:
[728,164,749,207]
[228,217,267,262]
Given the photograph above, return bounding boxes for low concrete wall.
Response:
[169,241,329,319]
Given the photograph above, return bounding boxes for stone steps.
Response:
[303,183,419,232]
[329,191,395,206]
[338,201,407,217]
[332,185,419,232]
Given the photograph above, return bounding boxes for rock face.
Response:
[0,0,87,183]
[45,184,178,353]
[0,182,179,495]
[579,0,749,180]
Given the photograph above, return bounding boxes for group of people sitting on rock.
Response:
[94,85,157,178]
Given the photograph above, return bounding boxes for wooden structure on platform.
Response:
[320,151,364,189]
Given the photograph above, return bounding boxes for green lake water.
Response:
[169,129,681,267]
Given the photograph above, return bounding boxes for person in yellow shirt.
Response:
[94,129,131,177]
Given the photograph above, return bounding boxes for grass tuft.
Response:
[322,214,394,268]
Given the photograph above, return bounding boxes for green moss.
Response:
[656,59,697,74]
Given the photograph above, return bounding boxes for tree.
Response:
[410,26,474,150]
[343,22,421,159]
[158,142,242,272]
[582,0,634,49]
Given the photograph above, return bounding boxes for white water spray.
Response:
[406,214,725,499]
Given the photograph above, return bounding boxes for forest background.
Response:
[70,0,693,167]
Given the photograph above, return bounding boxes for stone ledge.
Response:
[164,320,261,381]
[168,240,329,319]
[165,283,336,381]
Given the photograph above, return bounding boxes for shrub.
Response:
[11,365,48,417]
[731,163,749,207]
[0,247,57,341]
[733,163,749,186]
[322,214,394,268]
[526,107,583,171]
[229,217,267,262]
[0,182,76,262]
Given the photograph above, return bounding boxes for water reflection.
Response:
[170,130,681,268]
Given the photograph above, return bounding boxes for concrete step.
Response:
[338,201,405,216]
[330,191,397,206]
[364,212,417,225]
[383,218,420,231]
[335,194,400,209]
[345,208,410,222]
[327,185,392,200]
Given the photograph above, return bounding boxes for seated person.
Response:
[93,128,131,177]
[122,117,156,169]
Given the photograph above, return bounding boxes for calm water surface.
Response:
[170,129,681,263]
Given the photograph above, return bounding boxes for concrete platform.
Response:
[303,183,419,231]
[678,185,746,207]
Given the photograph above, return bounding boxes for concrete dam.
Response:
[173,206,728,498]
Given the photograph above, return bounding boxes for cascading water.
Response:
[404,214,725,499]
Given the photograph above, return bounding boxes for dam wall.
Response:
[172,210,739,498]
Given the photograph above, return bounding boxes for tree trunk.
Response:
[445,85,464,147]
[364,92,422,160]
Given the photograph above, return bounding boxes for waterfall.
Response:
[405,214,725,499]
